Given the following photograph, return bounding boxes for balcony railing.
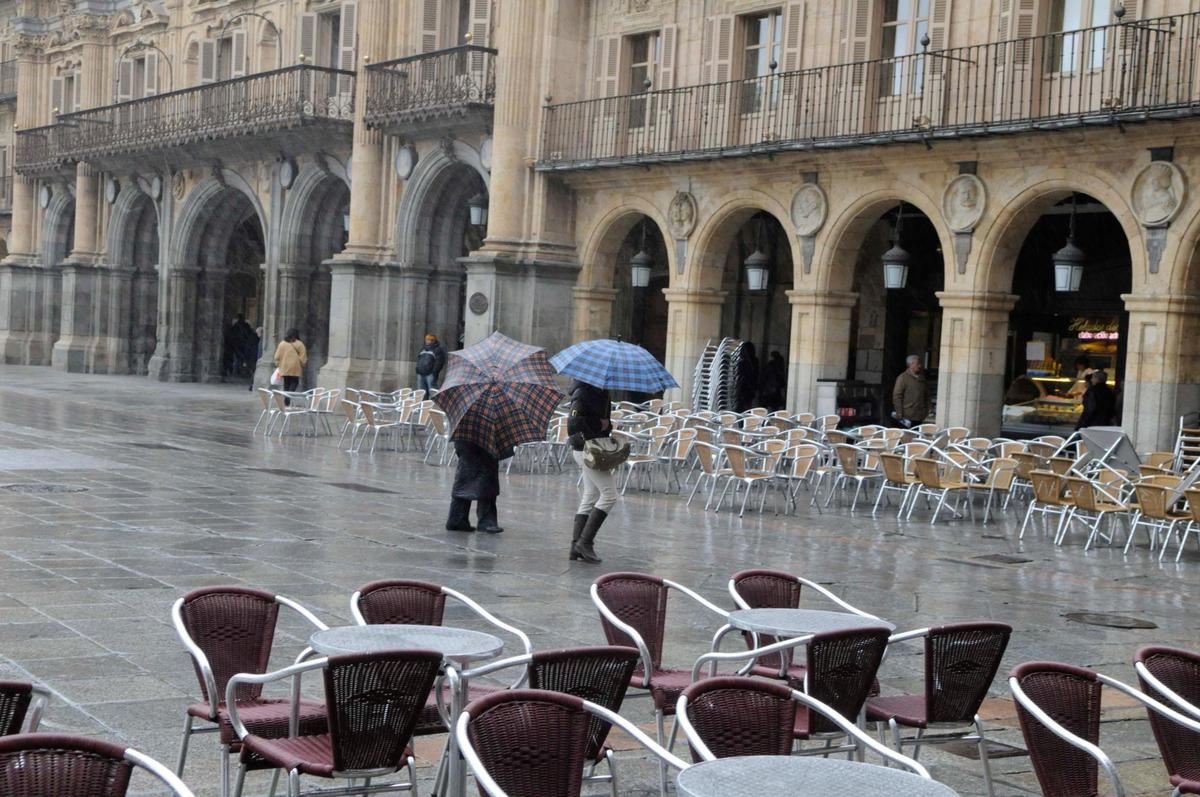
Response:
[0,60,16,102]
[541,11,1200,169]
[15,124,66,175]
[364,45,497,131]
[56,64,354,163]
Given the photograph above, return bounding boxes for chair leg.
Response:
[232,764,247,797]
[606,748,619,797]
[975,716,995,797]
[268,769,281,797]
[175,714,194,776]
[219,743,231,797]
[288,769,301,797]
[655,709,669,797]
[1019,500,1037,539]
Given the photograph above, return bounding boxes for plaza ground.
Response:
[0,364,1192,796]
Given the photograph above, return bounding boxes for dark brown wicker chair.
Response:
[1136,646,1200,796]
[456,688,687,797]
[0,681,50,736]
[866,622,1011,797]
[590,572,728,796]
[796,626,890,744]
[228,649,442,797]
[727,568,879,686]
[171,586,330,797]
[351,579,532,737]
[0,733,195,796]
[1011,661,1200,797]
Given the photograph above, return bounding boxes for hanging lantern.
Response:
[467,191,489,228]
[630,248,653,289]
[744,217,771,292]
[883,203,910,289]
[1052,194,1085,292]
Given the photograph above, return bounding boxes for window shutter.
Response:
[143,51,159,96]
[469,0,490,47]
[658,24,677,89]
[782,3,804,73]
[422,0,441,53]
[231,29,247,77]
[338,1,357,95]
[1119,0,1139,47]
[927,0,950,51]
[299,14,317,63]
[849,0,872,84]
[713,15,733,83]
[701,17,714,82]
[200,39,217,83]
[602,36,620,97]
[1011,0,1037,64]
[116,59,133,102]
[50,76,63,118]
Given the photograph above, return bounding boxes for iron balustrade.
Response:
[54,64,355,161]
[14,125,65,174]
[364,45,497,129]
[540,11,1198,169]
[0,60,16,102]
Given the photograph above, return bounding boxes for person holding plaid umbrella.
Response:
[434,332,562,534]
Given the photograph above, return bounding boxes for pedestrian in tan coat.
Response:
[273,328,307,394]
[891,354,929,426]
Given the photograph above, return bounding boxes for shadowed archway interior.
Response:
[290,175,350,384]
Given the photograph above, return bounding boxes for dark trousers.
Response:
[447,497,498,530]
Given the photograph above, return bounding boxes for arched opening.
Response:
[289,174,350,384]
[119,192,159,375]
[610,215,669,363]
[714,210,794,411]
[845,204,944,426]
[39,195,75,362]
[1001,194,1130,437]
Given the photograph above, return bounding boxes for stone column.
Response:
[394,265,435,384]
[934,291,1019,437]
[6,37,42,263]
[195,267,227,383]
[785,289,858,413]
[307,264,333,385]
[52,162,102,370]
[572,286,618,344]
[99,266,133,374]
[1121,293,1200,452]
[341,0,390,262]
[318,259,383,389]
[274,264,311,341]
[663,288,727,405]
[150,266,199,381]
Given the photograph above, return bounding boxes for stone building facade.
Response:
[3,0,1200,451]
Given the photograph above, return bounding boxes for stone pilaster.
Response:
[785,289,858,413]
[461,254,579,353]
[934,291,1019,437]
[195,267,226,383]
[340,0,390,263]
[148,266,198,382]
[663,288,727,405]
[318,259,386,389]
[572,286,619,344]
[50,263,97,371]
[1121,293,1200,453]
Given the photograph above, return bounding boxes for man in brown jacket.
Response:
[891,354,929,427]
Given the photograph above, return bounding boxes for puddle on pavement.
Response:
[326,482,397,494]
[0,483,90,494]
[246,468,313,478]
[973,553,1033,564]
[1063,612,1159,629]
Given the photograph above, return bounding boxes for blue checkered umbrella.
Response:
[550,339,678,393]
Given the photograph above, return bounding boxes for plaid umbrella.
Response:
[433,331,562,459]
[550,339,678,393]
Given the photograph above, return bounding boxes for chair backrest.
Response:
[787,444,820,479]
[730,569,801,670]
[901,441,930,459]
[354,580,446,626]
[429,409,448,436]
[1011,662,1103,797]
[178,587,278,705]
[743,415,765,430]
[691,441,721,476]
[463,689,592,797]
[680,676,796,760]
[819,414,839,432]
[1065,476,1100,512]
[339,399,359,424]
[257,388,273,411]
[1026,441,1056,459]
[805,627,889,733]
[360,402,378,427]
[879,452,910,484]
[528,647,639,762]
[324,650,442,772]
[912,458,943,489]
[0,682,34,736]
[945,426,969,442]
[1012,451,1041,478]
[721,445,753,478]
[1047,456,1075,475]
[1030,470,1065,505]
[0,735,136,796]
[593,573,668,671]
[669,428,698,459]
[923,623,1011,724]
[1134,482,1174,520]
[1135,645,1200,786]
[985,458,1018,490]
[833,444,861,476]
[1188,488,1200,523]
[914,423,937,436]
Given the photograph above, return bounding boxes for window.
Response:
[456,0,472,44]
[217,36,234,80]
[741,11,782,113]
[627,32,660,128]
[880,0,929,96]
[60,74,76,114]
[319,12,342,69]
[1048,0,1111,73]
[131,57,146,100]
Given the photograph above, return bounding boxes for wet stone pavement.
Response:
[0,364,1193,796]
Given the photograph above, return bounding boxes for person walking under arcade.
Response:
[273,329,307,394]
[891,354,930,427]
[567,379,618,563]
[416,334,446,393]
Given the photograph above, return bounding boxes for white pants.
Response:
[573,450,619,515]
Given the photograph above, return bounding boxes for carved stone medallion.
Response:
[468,292,489,316]
[667,191,697,240]
[1132,161,1186,227]
[791,184,828,237]
[171,171,186,200]
[942,174,986,233]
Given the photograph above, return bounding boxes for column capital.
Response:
[935,290,1019,312]
[785,289,859,308]
[1121,292,1200,316]
[662,288,728,305]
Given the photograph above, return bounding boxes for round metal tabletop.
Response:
[727,608,895,637]
[309,624,504,663]
[676,756,958,797]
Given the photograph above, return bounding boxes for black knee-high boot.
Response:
[569,514,589,560]
[573,509,607,563]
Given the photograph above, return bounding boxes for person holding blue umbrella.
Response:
[552,338,678,564]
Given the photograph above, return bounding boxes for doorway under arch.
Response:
[109,190,160,375]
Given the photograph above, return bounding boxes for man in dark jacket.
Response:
[1076,370,1117,430]
[446,439,508,533]
[891,354,930,427]
[416,334,447,393]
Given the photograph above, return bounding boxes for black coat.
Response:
[567,381,611,451]
[1077,382,1117,429]
[452,440,505,500]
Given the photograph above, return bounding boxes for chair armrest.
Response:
[1100,673,1200,732]
[25,685,50,732]
[591,584,654,687]
[584,700,690,772]
[443,587,533,688]
[663,579,730,621]
[1009,676,1125,797]
[276,595,329,632]
[1135,662,1200,721]
[691,633,815,681]
[171,599,220,720]
[226,658,329,741]
[794,576,881,619]
[125,748,197,797]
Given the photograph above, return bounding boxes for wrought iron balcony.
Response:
[364,45,497,135]
[15,124,68,176]
[540,10,1198,170]
[54,64,354,170]
[0,60,16,103]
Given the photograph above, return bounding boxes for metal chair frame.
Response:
[0,734,196,796]
[0,682,50,735]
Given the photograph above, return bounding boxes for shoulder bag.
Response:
[583,436,630,471]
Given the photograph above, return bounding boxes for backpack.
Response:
[415,349,436,376]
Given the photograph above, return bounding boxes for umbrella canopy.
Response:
[433,331,562,459]
[550,339,678,393]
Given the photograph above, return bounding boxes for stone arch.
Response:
[687,190,796,292]
[172,173,266,267]
[106,183,158,266]
[41,190,75,269]
[394,141,488,270]
[577,200,674,290]
[106,184,160,375]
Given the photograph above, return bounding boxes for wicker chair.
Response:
[676,676,927,772]
[171,586,330,797]
[727,568,879,688]
[0,733,195,796]
[1020,470,1072,540]
[0,681,50,736]
[909,457,975,523]
[875,452,920,516]
[826,444,884,511]
[590,572,728,796]
[456,688,687,797]
[1136,646,1200,796]
[866,622,1012,797]
[227,650,441,797]
[1011,661,1200,797]
[350,579,532,737]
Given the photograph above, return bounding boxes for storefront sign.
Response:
[1068,317,1119,334]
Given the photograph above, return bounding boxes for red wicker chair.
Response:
[1011,661,1200,797]
[676,676,927,772]
[795,627,890,743]
[455,688,687,797]
[228,649,442,797]
[727,568,879,686]
[171,586,330,797]
[866,622,1011,797]
[0,681,50,736]
[350,579,532,736]
[0,733,194,796]
[1136,646,1200,796]
[590,572,728,796]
